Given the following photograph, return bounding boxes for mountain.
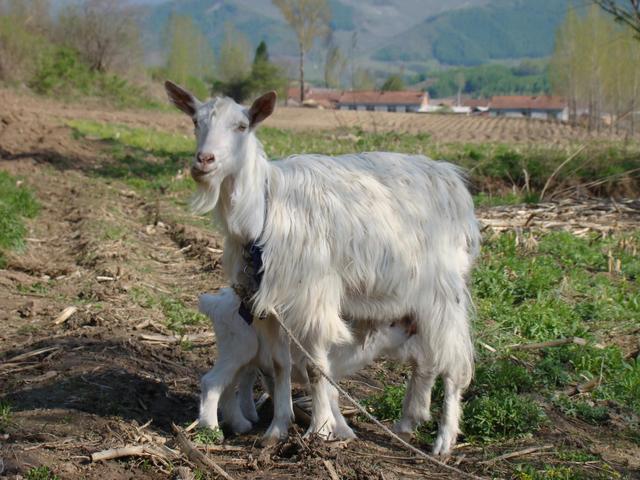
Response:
[373,0,569,66]
[140,0,569,75]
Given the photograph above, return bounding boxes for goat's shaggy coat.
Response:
[165,82,480,454]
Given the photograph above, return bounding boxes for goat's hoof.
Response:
[198,415,219,430]
[392,419,415,437]
[228,416,253,435]
[260,423,289,446]
[332,424,357,440]
[432,431,456,456]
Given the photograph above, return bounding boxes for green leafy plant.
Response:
[193,426,223,445]
[26,467,60,480]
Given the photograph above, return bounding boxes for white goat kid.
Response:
[198,288,415,438]
[165,81,480,455]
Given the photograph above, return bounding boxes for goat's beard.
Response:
[191,176,222,215]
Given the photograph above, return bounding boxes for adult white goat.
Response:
[197,288,416,437]
[165,82,480,455]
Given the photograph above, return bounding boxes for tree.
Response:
[273,0,331,102]
[217,23,251,83]
[455,71,465,106]
[324,42,345,88]
[352,67,375,91]
[550,4,640,134]
[165,14,214,98]
[250,41,287,97]
[381,74,404,92]
[56,0,141,73]
[594,0,640,35]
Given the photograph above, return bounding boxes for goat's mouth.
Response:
[190,165,215,183]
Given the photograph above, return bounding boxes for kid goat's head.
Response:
[164,81,276,212]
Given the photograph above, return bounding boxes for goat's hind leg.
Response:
[432,373,464,455]
[237,366,259,423]
[393,363,437,436]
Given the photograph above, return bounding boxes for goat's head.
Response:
[164,81,276,209]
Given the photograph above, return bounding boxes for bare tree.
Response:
[324,42,345,89]
[56,0,141,73]
[594,0,640,35]
[273,0,331,102]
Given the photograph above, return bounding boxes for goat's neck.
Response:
[216,137,269,243]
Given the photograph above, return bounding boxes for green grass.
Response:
[193,426,223,445]
[0,172,40,268]
[129,286,208,335]
[0,400,11,432]
[68,120,640,201]
[25,467,60,480]
[364,229,640,448]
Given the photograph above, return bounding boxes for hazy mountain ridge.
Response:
[140,0,568,72]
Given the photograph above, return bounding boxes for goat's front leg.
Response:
[304,347,342,440]
[261,324,293,445]
[328,383,356,439]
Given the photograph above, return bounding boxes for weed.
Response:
[474,359,534,394]
[0,400,11,431]
[553,395,609,425]
[193,426,223,445]
[17,282,50,295]
[194,468,208,480]
[556,449,599,462]
[160,297,207,335]
[362,384,406,421]
[0,171,40,267]
[464,393,545,441]
[25,466,60,480]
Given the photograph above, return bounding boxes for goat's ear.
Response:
[164,80,199,117]
[248,91,277,128]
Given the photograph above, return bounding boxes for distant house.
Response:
[337,91,429,113]
[490,96,568,121]
[286,87,341,109]
[462,98,490,113]
[421,97,490,114]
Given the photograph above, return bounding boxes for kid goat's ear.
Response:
[164,80,199,117]
[248,91,277,128]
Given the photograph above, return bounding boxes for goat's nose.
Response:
[197,152,215,165]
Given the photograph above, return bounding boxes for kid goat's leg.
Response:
[200,361,243,430]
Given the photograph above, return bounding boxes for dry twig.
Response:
[509,337,587,351]
[323,459,341,480]
[171,423,235,480]
[53,306,78,325]
[480,445,553,465]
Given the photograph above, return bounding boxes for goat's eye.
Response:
[236,123,248,132]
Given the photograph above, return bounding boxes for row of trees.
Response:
[550,4,640,133]
[162,16,287,102]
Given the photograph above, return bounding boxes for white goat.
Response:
[165,82,480,455]
[198,288,415,437]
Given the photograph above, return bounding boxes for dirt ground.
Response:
[0,90,639,480]
[0,88,622,146]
